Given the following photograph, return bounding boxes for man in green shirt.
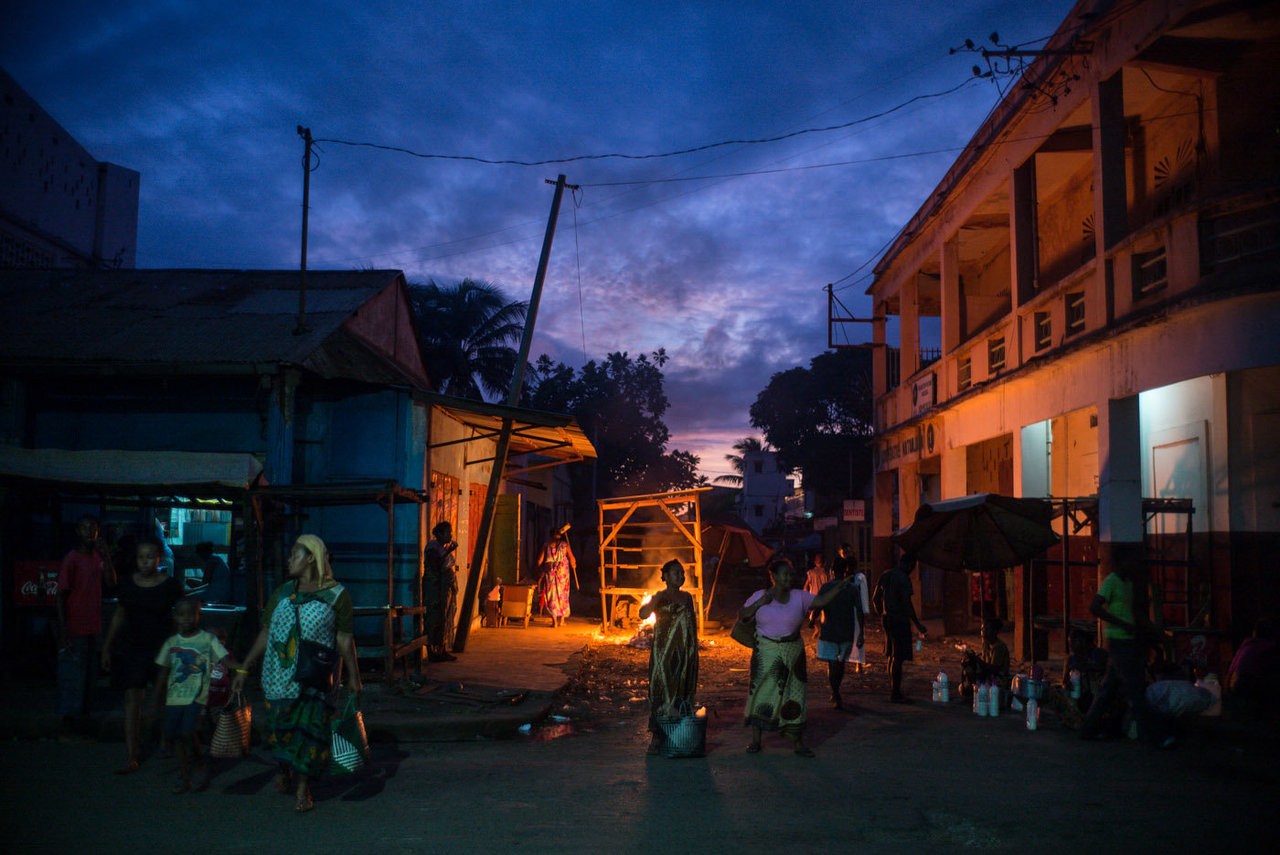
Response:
[1080,547,1160,744]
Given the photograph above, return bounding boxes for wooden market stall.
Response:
[597,487,708,634]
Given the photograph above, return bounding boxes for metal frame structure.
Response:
[597,487,709,634]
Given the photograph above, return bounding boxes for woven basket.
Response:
[656,704,707,758]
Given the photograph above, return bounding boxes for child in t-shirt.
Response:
[153,598,237,792]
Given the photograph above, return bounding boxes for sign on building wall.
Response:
[912,372,936,416]
[842,500,866,522]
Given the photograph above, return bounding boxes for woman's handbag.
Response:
[655,700,707,759]
[209,692,251,758]
[330,695,369,774]
[729,614,757,648]
[291,592,339,692]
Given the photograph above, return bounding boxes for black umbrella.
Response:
[891,493,1059,572]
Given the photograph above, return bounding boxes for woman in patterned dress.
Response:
[537,524,576,627]
[639,559,699,755]
[233,535,361,813]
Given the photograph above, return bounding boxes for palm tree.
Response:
[409,279,528,400]
[714,436,767,486]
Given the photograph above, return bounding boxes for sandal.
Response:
[295,793,314,813]
[746,742,762,754]
[273,770,293,794]
[113,760,140,775]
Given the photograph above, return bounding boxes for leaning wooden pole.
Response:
[454,174,569,652]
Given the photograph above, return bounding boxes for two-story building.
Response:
[865,0,1280,663]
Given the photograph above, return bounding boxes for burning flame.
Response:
[640,592,656,625]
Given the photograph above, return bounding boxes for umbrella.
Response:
[890,493,1059,572]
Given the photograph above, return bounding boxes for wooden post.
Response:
[454,175,569,652]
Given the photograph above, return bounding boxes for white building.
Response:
[1,67,139,269]
[741,449,794,535]
[866,0,1280,665]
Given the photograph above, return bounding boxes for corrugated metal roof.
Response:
[0,268,407,369]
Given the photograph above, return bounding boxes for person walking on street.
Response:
[424,522,459,662]
[873,552,928,703]
[814,560,868,710]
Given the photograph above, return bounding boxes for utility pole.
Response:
[295,126,313,335]
[454,174,572,652]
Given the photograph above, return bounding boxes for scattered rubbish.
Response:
[518,723,532,734]
[550,714,570,723]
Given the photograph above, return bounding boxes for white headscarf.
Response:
[294,534,337,589]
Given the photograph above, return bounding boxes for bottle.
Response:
[932,678,940,703]
[937,671,949,703]
[987,681,1000,717]
[915,635,923,653]
[1026,698,1039,730]
[1069,669,1082,699]
[976,681,989,716]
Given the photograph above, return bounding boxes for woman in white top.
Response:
[739,557,853,756]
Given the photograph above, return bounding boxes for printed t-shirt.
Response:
[58,549,106,637]
[1096,573,1135,640]
[154,629,230,706]
[744,589,815,639]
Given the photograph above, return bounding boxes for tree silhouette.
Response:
[409,279,527,400]
[714,436,770,486]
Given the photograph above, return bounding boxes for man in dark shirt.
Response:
[813,562,868,709]
[873,552,928,702]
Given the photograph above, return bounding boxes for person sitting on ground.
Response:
[980,618,1011,681]
[1226,617,1280,720]
[1145,662,1214,748]
[152,598,237,793]
[639,559,699,756]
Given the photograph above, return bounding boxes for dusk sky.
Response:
[3,0,1074,483]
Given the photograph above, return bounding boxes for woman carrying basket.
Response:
[232,535,361,813]
[639,559,699,755]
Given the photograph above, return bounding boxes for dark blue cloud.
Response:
[2,0,1074,477]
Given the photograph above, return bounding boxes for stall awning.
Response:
[0,447,264,495]
[421,392,596,474]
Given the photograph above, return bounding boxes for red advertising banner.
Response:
[14,560,60,607]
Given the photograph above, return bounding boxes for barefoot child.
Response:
[152,598,237,792]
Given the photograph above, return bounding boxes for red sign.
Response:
[14,560,60,607]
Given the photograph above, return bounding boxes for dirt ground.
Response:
[552,620,943,723]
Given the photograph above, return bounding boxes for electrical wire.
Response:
[310,78,979,168]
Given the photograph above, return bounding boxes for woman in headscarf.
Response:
[232,535,360,813]
[639,559,699,755]
[537,523,576,628]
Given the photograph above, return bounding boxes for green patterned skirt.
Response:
[743,634,808,735]
[264,691,333,776]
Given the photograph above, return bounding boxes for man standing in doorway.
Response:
[873,552,928,703]
[424,521,459,662]
[56,515,117,726]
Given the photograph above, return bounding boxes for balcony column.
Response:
[1097,394,1143,575]
[871,302,887,400]
[901,274,919,381]
[940,238,961,355]
[1092,71,1129,255]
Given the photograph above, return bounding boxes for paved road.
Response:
[3,685,1274,854]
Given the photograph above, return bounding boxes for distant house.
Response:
[740,449,793,535]
[0,268,593,661]
[0,67,139,269]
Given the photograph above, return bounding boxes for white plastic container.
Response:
[976,682,989,716]
[1025,698,1039,730]
[937,671,949,703]
[987,682,1000,717]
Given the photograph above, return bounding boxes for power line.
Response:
[311,78,978,168]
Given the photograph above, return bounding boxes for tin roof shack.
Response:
[0,269,594,675]
[0,268,432,654]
